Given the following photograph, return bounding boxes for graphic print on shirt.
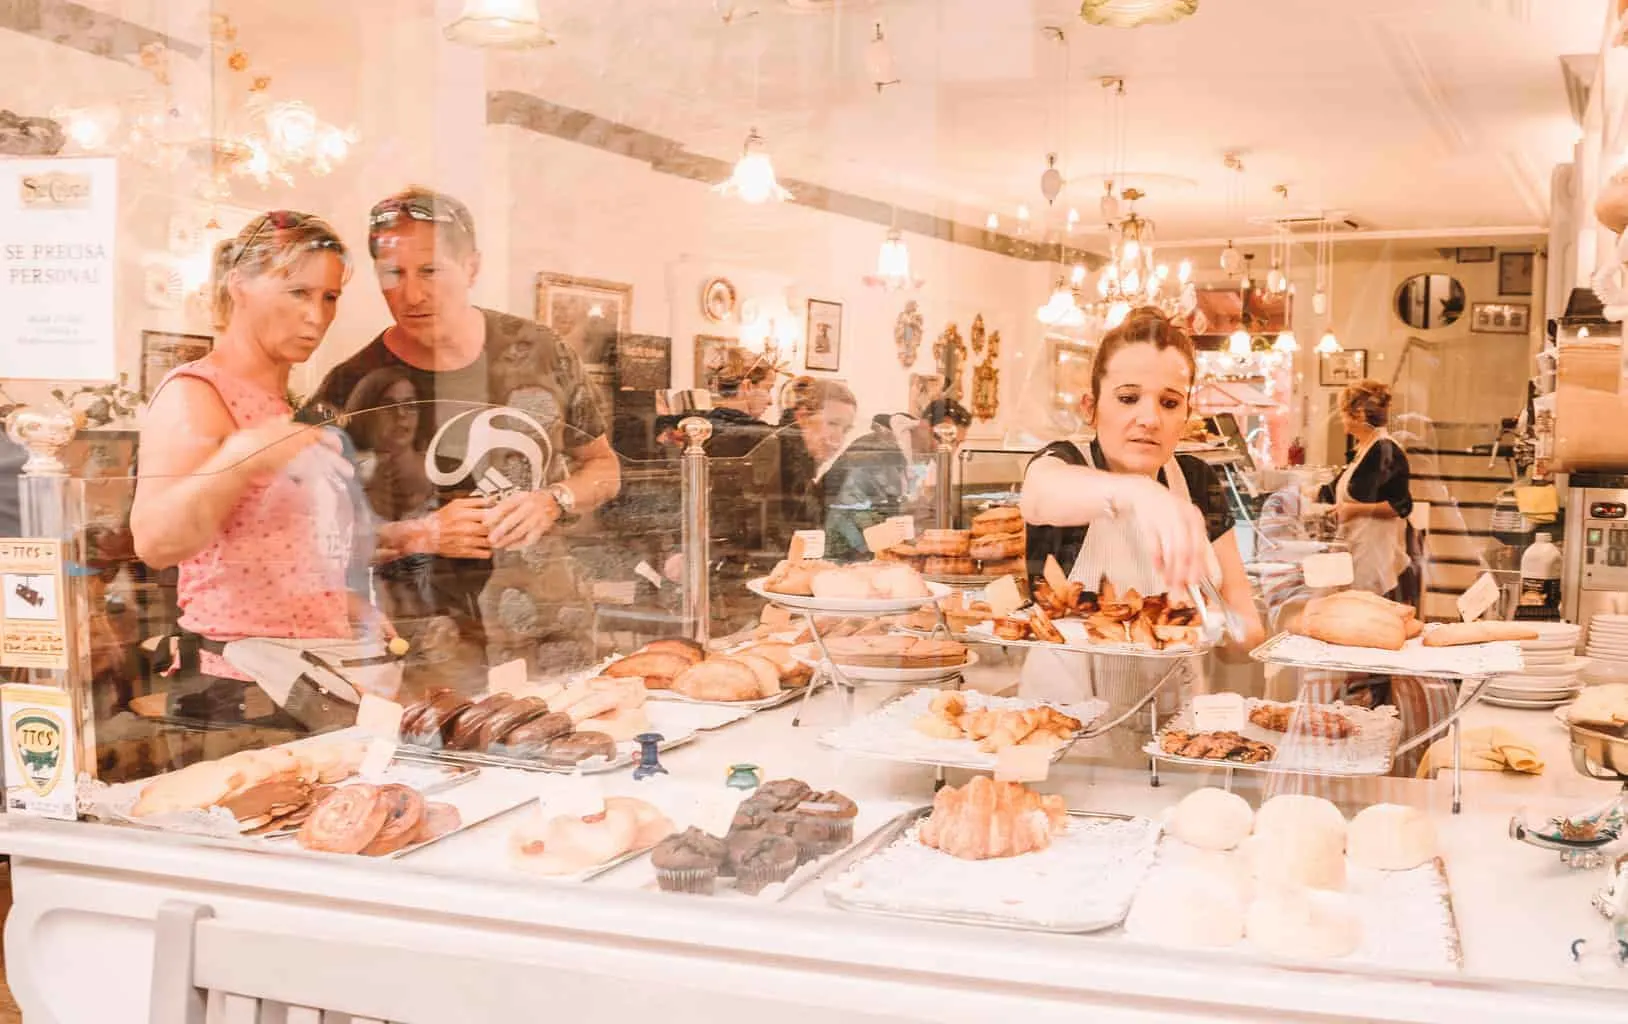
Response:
[423,405,555,501]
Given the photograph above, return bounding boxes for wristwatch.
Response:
[547,483,579,523]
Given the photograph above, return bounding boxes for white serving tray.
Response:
[747,577,952,614]
[818,687,1107,771]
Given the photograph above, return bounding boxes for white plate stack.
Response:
[1486,623,1585,709]
[1585,615,1628,684]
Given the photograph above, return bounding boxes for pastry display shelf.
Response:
[1145,698,1404,784]
[1246,632,1503,814]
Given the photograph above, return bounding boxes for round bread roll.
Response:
[1245,887,1362,960]
[871,563,931,599]
[731,653,782,698]
[671,658,762,701]
[968,531,1024,561]
[1124,865,1246,948]
[917,529,972,556]
[1346,803,1437,871]
[1253,794,1347,844]
[923,556,975,576]
[639,638,705,665]
[971,506,1024,537]
[603,650,694,688]
[810,569,876,601]
[1241,828,1347,892]
[1169,787,1255,852]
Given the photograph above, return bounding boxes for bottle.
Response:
[1288,436,1306,467]
[1516,532,1562,621]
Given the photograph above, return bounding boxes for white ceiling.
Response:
[481,0,1605,242]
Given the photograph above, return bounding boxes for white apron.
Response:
[1335,429,1410,597]
[1018,442,1205,719]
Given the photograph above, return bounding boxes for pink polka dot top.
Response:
[165,361,352,680]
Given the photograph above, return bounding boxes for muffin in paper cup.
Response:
[733,835,799,895]
[655,865,719,895]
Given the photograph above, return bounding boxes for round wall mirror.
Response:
[1394,273,1467,329]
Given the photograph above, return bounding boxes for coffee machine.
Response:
[1561,471,1628,633]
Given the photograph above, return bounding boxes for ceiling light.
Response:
[866,22,899,92]
[1316,329,1341,355]
[444,0,554,48]
[1273,330,1299,354]
[1079,0,1199,29]
[1228,328,1252,357]
[986,212,1000,231]
[1017,204,1031,226]
[1105,300,1132,328]
[1041,154,1065,205]
[1067,207,1080,229]
[1100,180,1121,221]
[1071,263,1087,285]
[1312,288,1328,316]
[1178,258,1192,284]
[1038,278,1086,327]
[863,228,921,291]
[713,128,791,204]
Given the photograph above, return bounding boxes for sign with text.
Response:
[0,157,117,381]
[0,539,67,670]
[1,683,76,819]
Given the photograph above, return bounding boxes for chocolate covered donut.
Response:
[479,696,552,749]
[446,694,515,751]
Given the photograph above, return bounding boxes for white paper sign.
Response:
[356,694,404,741]
[0,157,117,381]
[1302,552,1355,590]
[1,683,77,820]
[358,737,397,779]
[886,515,917,541]
[1458,572,1501,623]
[1190,692,1247,733]
[792,530,826,561]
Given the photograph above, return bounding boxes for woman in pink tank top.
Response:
[132,210,360,729]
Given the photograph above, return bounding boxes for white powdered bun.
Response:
[1185,848,1256,904]
[1347,803,1437,871]
[1125,865,1246,949]
[1168,787,1255,852]
[1245,887,1362,960]
[1253,794,1348,845]
[1242,827,1347,892]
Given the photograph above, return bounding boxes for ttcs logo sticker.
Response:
[9,707,65,796]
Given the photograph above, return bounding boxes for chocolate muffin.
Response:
[541,731,617,766]
[792,790,859,854]
[728,798,785,836]
[729,833,799,895]
[652,827,727,894]
[754,778,813,811]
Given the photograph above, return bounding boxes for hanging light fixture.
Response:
[444,0,554,48]
[1084,188,1194,325]
[865,22,899,92]
[864,227,921,291]
[1099,78,1126,222]
[1041,154,1065,205]
[1228,327,1252,358]
[1079,0,1199,28]
[1037,277,1087,328]
[1316,329,1342,354]
[1274,330,1299,354]
[713,128,791,204]
[986,212,1000,231]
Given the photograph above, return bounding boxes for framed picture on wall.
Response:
[1469,302,1531,335]
[536,273,633,353]
[694,334,737,399]
[139,330,212,397]
[908,373,943,417]
[1049,335,1095,410]
[1498,252,1535,296]
[1319,349,1368,387]
[805,298,843,372]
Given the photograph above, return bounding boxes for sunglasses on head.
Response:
[231,210,344,270]
[368,197,474,240]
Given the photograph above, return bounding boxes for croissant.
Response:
[919,777,1067,860]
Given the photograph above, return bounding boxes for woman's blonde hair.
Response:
[1340,378,1393,428]
[212,210,350,330]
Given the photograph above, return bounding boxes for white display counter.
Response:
[3,680,1626,1024]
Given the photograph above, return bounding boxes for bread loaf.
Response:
[1420,621,1539,647]
[1297,594,1407,651]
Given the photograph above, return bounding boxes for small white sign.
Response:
[886,515,917,541]
[1301,552,1355,590]
[863,519,909,555]
[1,683,77,820]
[358,737,397,779]
[356,694,404,741]
[1458,572,1501,623]
[985,575,1024,617]
[633,561,664,589]
[791,530,826,561]
[1190,692,1247,734]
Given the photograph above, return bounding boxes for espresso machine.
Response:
[1561,472,1628,633]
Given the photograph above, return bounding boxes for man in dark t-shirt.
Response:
[311,187,619,688]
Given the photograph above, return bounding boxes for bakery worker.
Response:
[312,186,620,683]
[1319,379,1415,603]
[1018,307,1265,711]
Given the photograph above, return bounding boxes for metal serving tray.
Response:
[396,731,697,776]
[1145,698,1403,778]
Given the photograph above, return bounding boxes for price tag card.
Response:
[633,561,665,589]
[1190,692,1247,734]
[791,530,825,561]
[1042,554,1070,596]
[985,575,1024,618]
[358,737,398,779]
[487,658,529,697]
[1458,572,1501,623]
[761,604,793,629]
[356,694,404,741]
[863,519,909,554]
[1301,551,1354,590]
[994,744,1053,783]
[886,515,917,541]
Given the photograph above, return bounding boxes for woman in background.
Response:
[1321,379,1416,604]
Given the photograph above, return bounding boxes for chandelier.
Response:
[1037,277,1087,328]
[444,0,555,49]
[714,128,791,204]
[1086,189,1195,329]
[1079,0,1199,28]
[864,227,921,291]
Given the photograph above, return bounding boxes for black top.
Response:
[821,425,908,561]
[1321,437,1412,518]
[1023,439,1236,583]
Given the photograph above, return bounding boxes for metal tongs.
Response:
[1188,576,1245,646]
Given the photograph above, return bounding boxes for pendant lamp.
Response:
[444,0,553,48]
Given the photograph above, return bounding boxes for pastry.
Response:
[638,638,705,664]
[792,790,859,853]
[403,690,474,747]
[923,556,976,576]
[297,784,391,855]
[580,705,651,742]
[730,653,783,698]
[478,696,552,748]
[918,776,1068,860]
[971,506,1024,537]
[1027,605,1065,644]
[734,641,811,689]
[602,650,695,690]
[303,740,366,785]
[1421,621,1539,647]
[218,778,312,823]
[764,558,835,596]
[1242,828,1347,892]
[968,531,1024,561]
[1245,887,1362,960]
[1168,787,1255,852]
[672,658,762,702]
[604,796,675,848]
[132,759,249,818]
[977,557,1027,579]
[541,731,617,766]
[725,832,799,894]
[994,618,1031,641]
[877,541,921,563]
[491,711,574,754]
[446,694,515,750]
[1253,794,1348,844]
[360,784,427,856]
[416,802,462,843]
[753,778,814,811]
[652,827,728,894]
[1296,592,1407,651]
[916,529,972,556]
[1124,864,1246,949]
[509,802,641,876]
[1247,703,1355,740]
[1159,730,1275,764]
[1346,803,1436,871]
[565,677,646,723]
[820,635,967,669]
